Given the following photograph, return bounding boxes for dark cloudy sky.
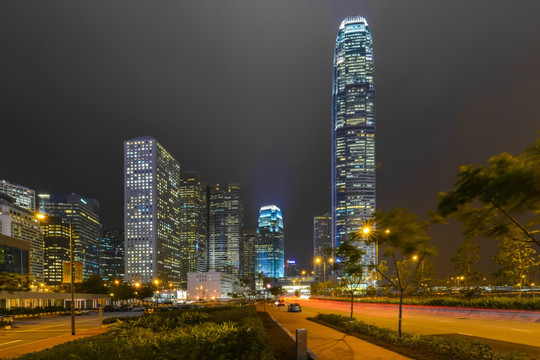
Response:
[2,1,540,277]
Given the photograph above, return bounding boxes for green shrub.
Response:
[326,296,540,311]
[315,313,528,360]
[15,306,274,360]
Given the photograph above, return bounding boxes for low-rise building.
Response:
[187,270,243,301]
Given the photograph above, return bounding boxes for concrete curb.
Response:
[266,311,319,360]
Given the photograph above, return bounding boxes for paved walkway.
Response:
[1,326,109,359]
[260,303,410,360]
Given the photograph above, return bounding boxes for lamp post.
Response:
[36,213,75,336]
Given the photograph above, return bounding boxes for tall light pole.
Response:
[69,217,74,335]
[36,213,75,335]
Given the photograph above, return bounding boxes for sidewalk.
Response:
[1,326,109,359]
[260,303,410,360]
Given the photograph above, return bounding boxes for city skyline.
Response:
[2,1,540,276]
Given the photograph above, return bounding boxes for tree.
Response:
[269,286,282,297]
[111,283,135,301]
[435,136,540,248]
[136,283,156,301]
[450,239,483,288]
[492,229,540,298]
[80,274,107,294]
[355,208,436,338]
[410,258,437,296]
[0,272,32,292]
[331,239,365,318]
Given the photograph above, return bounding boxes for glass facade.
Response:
[124,137,182,286]
[332,16,376,265]
[256,205,284,279]
[208,184,243,276]
[0,234,29,275]
[99,228,125,282]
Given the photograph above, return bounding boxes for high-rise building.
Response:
[124,136,182,286]
[42,217,70,285]
[314,213,332,279]
[284,259,300,278]
[332,16,376,265]
[0,193,42,281]
[39,193,102,278]
[256,205,284,279]
[179,170,208,287]
[241,230,257,278]
[99,228,125,282]
[208,183,243,276]
[0,179,35,212]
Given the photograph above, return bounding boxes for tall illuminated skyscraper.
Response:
[256,205,284,279]
[39,193,101,279]
[179,170,208,287]
[208,183,243,276]
[332,16,376,265]
[124,136,182,286]
[241,230,257,278]
[314,213,332,279]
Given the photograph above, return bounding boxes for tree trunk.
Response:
[350,292,354,318]
[398,288,403,339]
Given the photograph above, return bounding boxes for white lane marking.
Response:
[511,328,531,332]
[0,340,22,347]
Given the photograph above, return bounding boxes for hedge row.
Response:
[0,306,67,315]
[14,306,274,360]
[323,296,540,311]
[315,313,529,360]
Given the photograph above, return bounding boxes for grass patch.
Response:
[314,313,532,360]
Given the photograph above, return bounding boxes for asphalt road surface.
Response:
[292,299,540,349]
[0,311,141,355]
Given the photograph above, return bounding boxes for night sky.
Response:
[2,1,540,277]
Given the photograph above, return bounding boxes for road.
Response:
[292,299,540,349]
[0,311,141,356]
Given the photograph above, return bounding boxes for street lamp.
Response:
[36,212,76,336]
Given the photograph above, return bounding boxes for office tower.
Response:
[0,193,42,281]
[314,213,332,279]
[179,170,208,288]
[43,217,70,285]
[284,259,300,278]
[124,136,182,286]
[208,183,243,276]
[39,193,102,278]
[0,179,35,212]
[332,16,376,265]
[99,228,125,282]
[241,230,257,278]
[256,205,284,279]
